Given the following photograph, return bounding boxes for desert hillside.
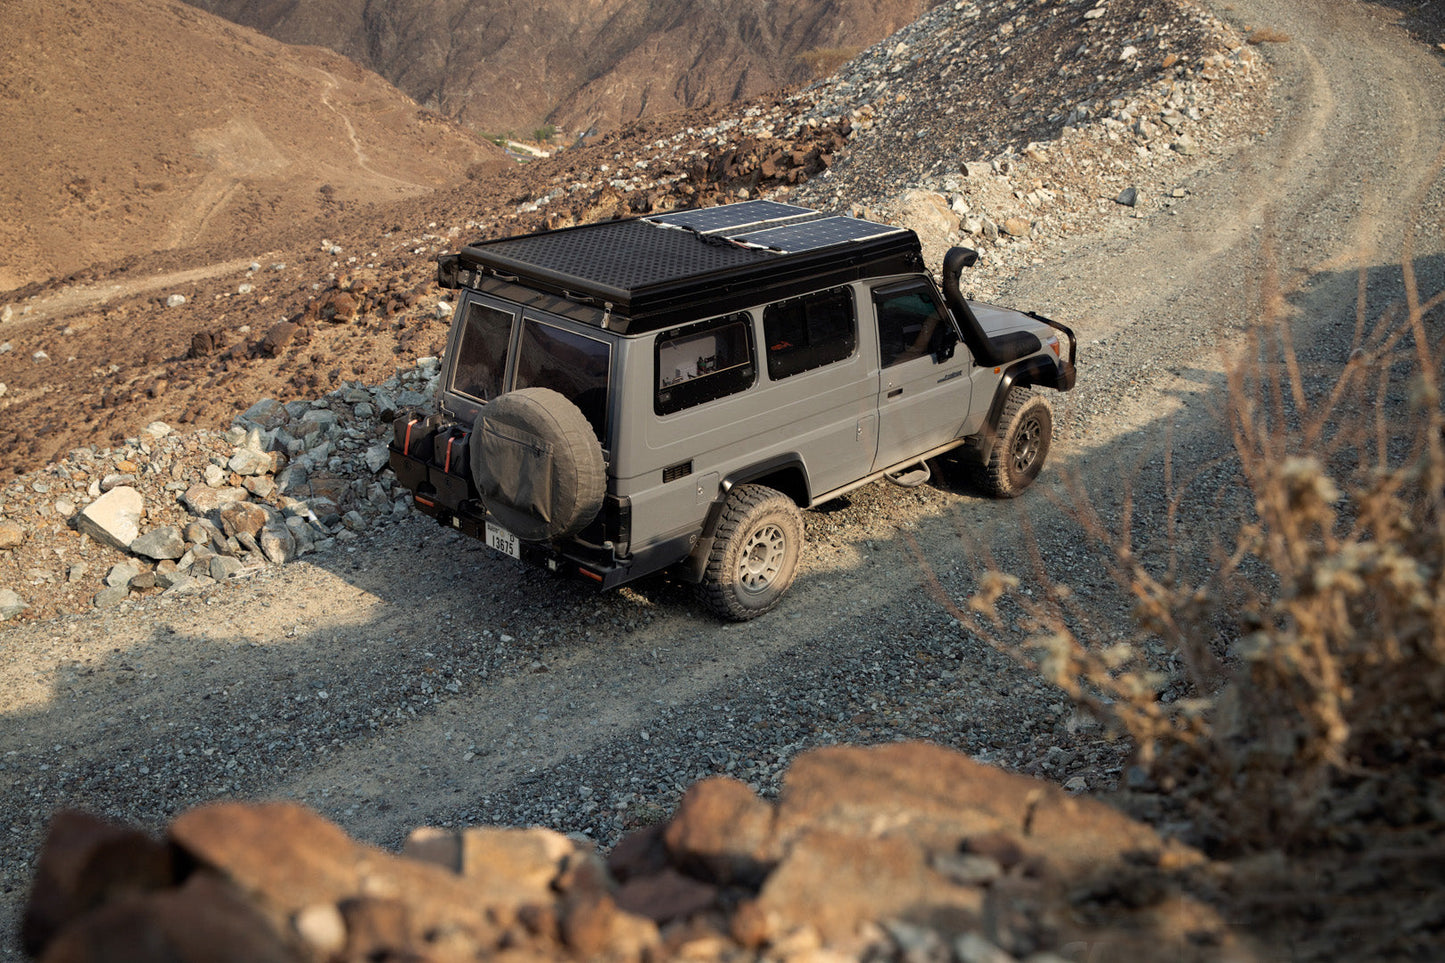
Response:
[181,0,942,136]
[0,0,501,291]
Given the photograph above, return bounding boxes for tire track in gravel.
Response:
[262,500,971,842]
[6,258,264,326]
[1005,0,1445,468]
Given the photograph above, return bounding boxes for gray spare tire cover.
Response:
[471,387,605,542]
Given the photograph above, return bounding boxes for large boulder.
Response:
[181,485,249,518]
[891,188,962,272]
[75,487,144,552]
[0,518,24,551]
[0,588,28,620]
[235,398,290,431]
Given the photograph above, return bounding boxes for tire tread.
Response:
[975,389,1052,498]
[698,484,802,621]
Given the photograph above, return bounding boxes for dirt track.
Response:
[2,1,1443,958]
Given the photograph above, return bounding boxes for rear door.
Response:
[870,277,976,471]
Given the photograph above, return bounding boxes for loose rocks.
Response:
[23,744,1248,963]
[0,356,436,619]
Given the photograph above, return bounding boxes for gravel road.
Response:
[2,0,1443,958]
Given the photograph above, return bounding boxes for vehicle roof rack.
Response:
[444,201,925,333]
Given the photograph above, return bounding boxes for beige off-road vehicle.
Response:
[389,200,1076,619]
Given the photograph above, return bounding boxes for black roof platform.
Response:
[440,200,926,334]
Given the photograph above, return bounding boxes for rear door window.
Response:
[763,286,857,380]
[451,299,516,403]
[513,318,612,441]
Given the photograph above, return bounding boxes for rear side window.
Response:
[763,286,856,380]
[451,300,515,403]
[513,318,611,441]
[655,313,756,415]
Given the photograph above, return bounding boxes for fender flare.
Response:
[679,455,811,582]
[974,357,1064,464]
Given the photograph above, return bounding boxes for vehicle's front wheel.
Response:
[976,389,1052,497]
[698,485,804,621]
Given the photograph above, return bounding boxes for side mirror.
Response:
[931,320,958,361]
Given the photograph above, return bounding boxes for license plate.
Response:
[485,521,520,560]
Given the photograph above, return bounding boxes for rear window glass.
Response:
[451,300,515,403]
[763,286,856,380]
[655,313,756,415]
[513,318,611,441]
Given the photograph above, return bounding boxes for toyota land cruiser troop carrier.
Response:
[389,200,1076,620]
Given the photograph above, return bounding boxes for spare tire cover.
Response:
[471,387,606,542]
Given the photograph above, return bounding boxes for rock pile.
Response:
[0,361,441,620]
[23,742,1257,962]
[791,0,1264,291]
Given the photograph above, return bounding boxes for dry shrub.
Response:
[913,248,1445,853]
[1246,27,1292,44]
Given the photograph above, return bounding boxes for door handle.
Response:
[887,388,903,398]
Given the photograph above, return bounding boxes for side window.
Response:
[763,286,857,380]
[655,313,756,415]
[513,318,612,441]
[451,300,515,402]
[873,280,951,367]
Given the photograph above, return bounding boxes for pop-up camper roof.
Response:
[440,200,926,333]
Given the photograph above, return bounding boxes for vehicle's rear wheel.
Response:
[976,389,1052,497]
[698,485,803,621]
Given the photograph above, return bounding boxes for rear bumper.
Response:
[390,443,670,590]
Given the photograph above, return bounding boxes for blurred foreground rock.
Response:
[23,743,1258,962]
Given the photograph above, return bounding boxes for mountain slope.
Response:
[181,0,941,136]
[0,0,501,291]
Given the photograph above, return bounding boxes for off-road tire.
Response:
[976,390,1052,498]
[472,387,606,541]
[698,485,804,621]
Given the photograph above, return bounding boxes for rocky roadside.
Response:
[20,743,1258,962]
[0,362,441,622]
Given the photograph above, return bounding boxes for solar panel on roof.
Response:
[454,201,927,332]
[730,216,906,254]
[646,200,816,235]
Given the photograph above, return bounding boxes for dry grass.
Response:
[796,46,861,78]
[1246,27,1293,44]
[911,241,1445,855]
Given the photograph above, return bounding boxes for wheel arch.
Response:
[973,358,1063,464]
[677,455,811,583]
